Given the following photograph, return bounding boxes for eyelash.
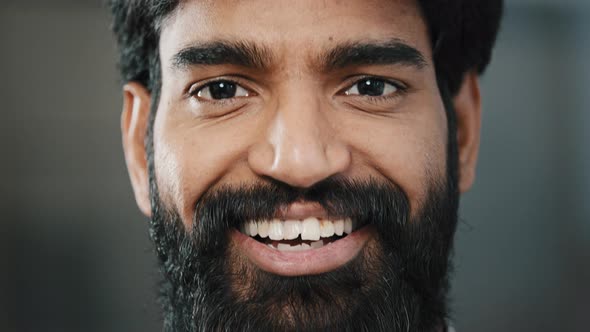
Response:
[341,76,408,102]
[187,77,253,105]
[187,76,408,104]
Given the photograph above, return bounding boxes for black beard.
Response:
[147,174,458,332]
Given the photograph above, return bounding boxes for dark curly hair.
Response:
[109,0,503,97]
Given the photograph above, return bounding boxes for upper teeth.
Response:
[241,217,354,240]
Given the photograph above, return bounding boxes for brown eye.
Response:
[344,78,400,97]
[194,80,250,100]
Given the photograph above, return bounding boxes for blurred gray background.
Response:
[1,0,588,331]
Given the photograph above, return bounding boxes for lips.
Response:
[232,203,372,276]
[240,217,356,250]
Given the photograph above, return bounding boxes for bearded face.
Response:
[120,0,482,330]
[149,174,458,331]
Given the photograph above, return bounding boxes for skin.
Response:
[121,0,481,276]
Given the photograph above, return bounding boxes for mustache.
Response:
[149,175,456,331]
[189,176,410,253]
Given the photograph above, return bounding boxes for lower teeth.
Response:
[268,240,325,251]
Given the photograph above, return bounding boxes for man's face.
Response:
[121,0,482,330]
[155,0,447,230]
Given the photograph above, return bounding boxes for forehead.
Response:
[159,0,431,66]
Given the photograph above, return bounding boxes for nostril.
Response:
[248,144,351,189]
[248,142,276,174]
[326,142,352,173]
[247,114,351,188]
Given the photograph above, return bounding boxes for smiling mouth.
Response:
[239,217,359,251]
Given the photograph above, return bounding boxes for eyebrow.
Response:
[171,39,427,72]
[171,40,273,70]
[321,39,427,71]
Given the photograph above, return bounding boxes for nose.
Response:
[248,89,351,188]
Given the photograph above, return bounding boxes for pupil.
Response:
[209,81,237,99]
[357,79,385,96]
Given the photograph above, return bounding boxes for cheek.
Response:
[343,103,448,213]
[152,104,261,225]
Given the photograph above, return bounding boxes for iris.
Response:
[208,81,237,99]
[357,78,385,96]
